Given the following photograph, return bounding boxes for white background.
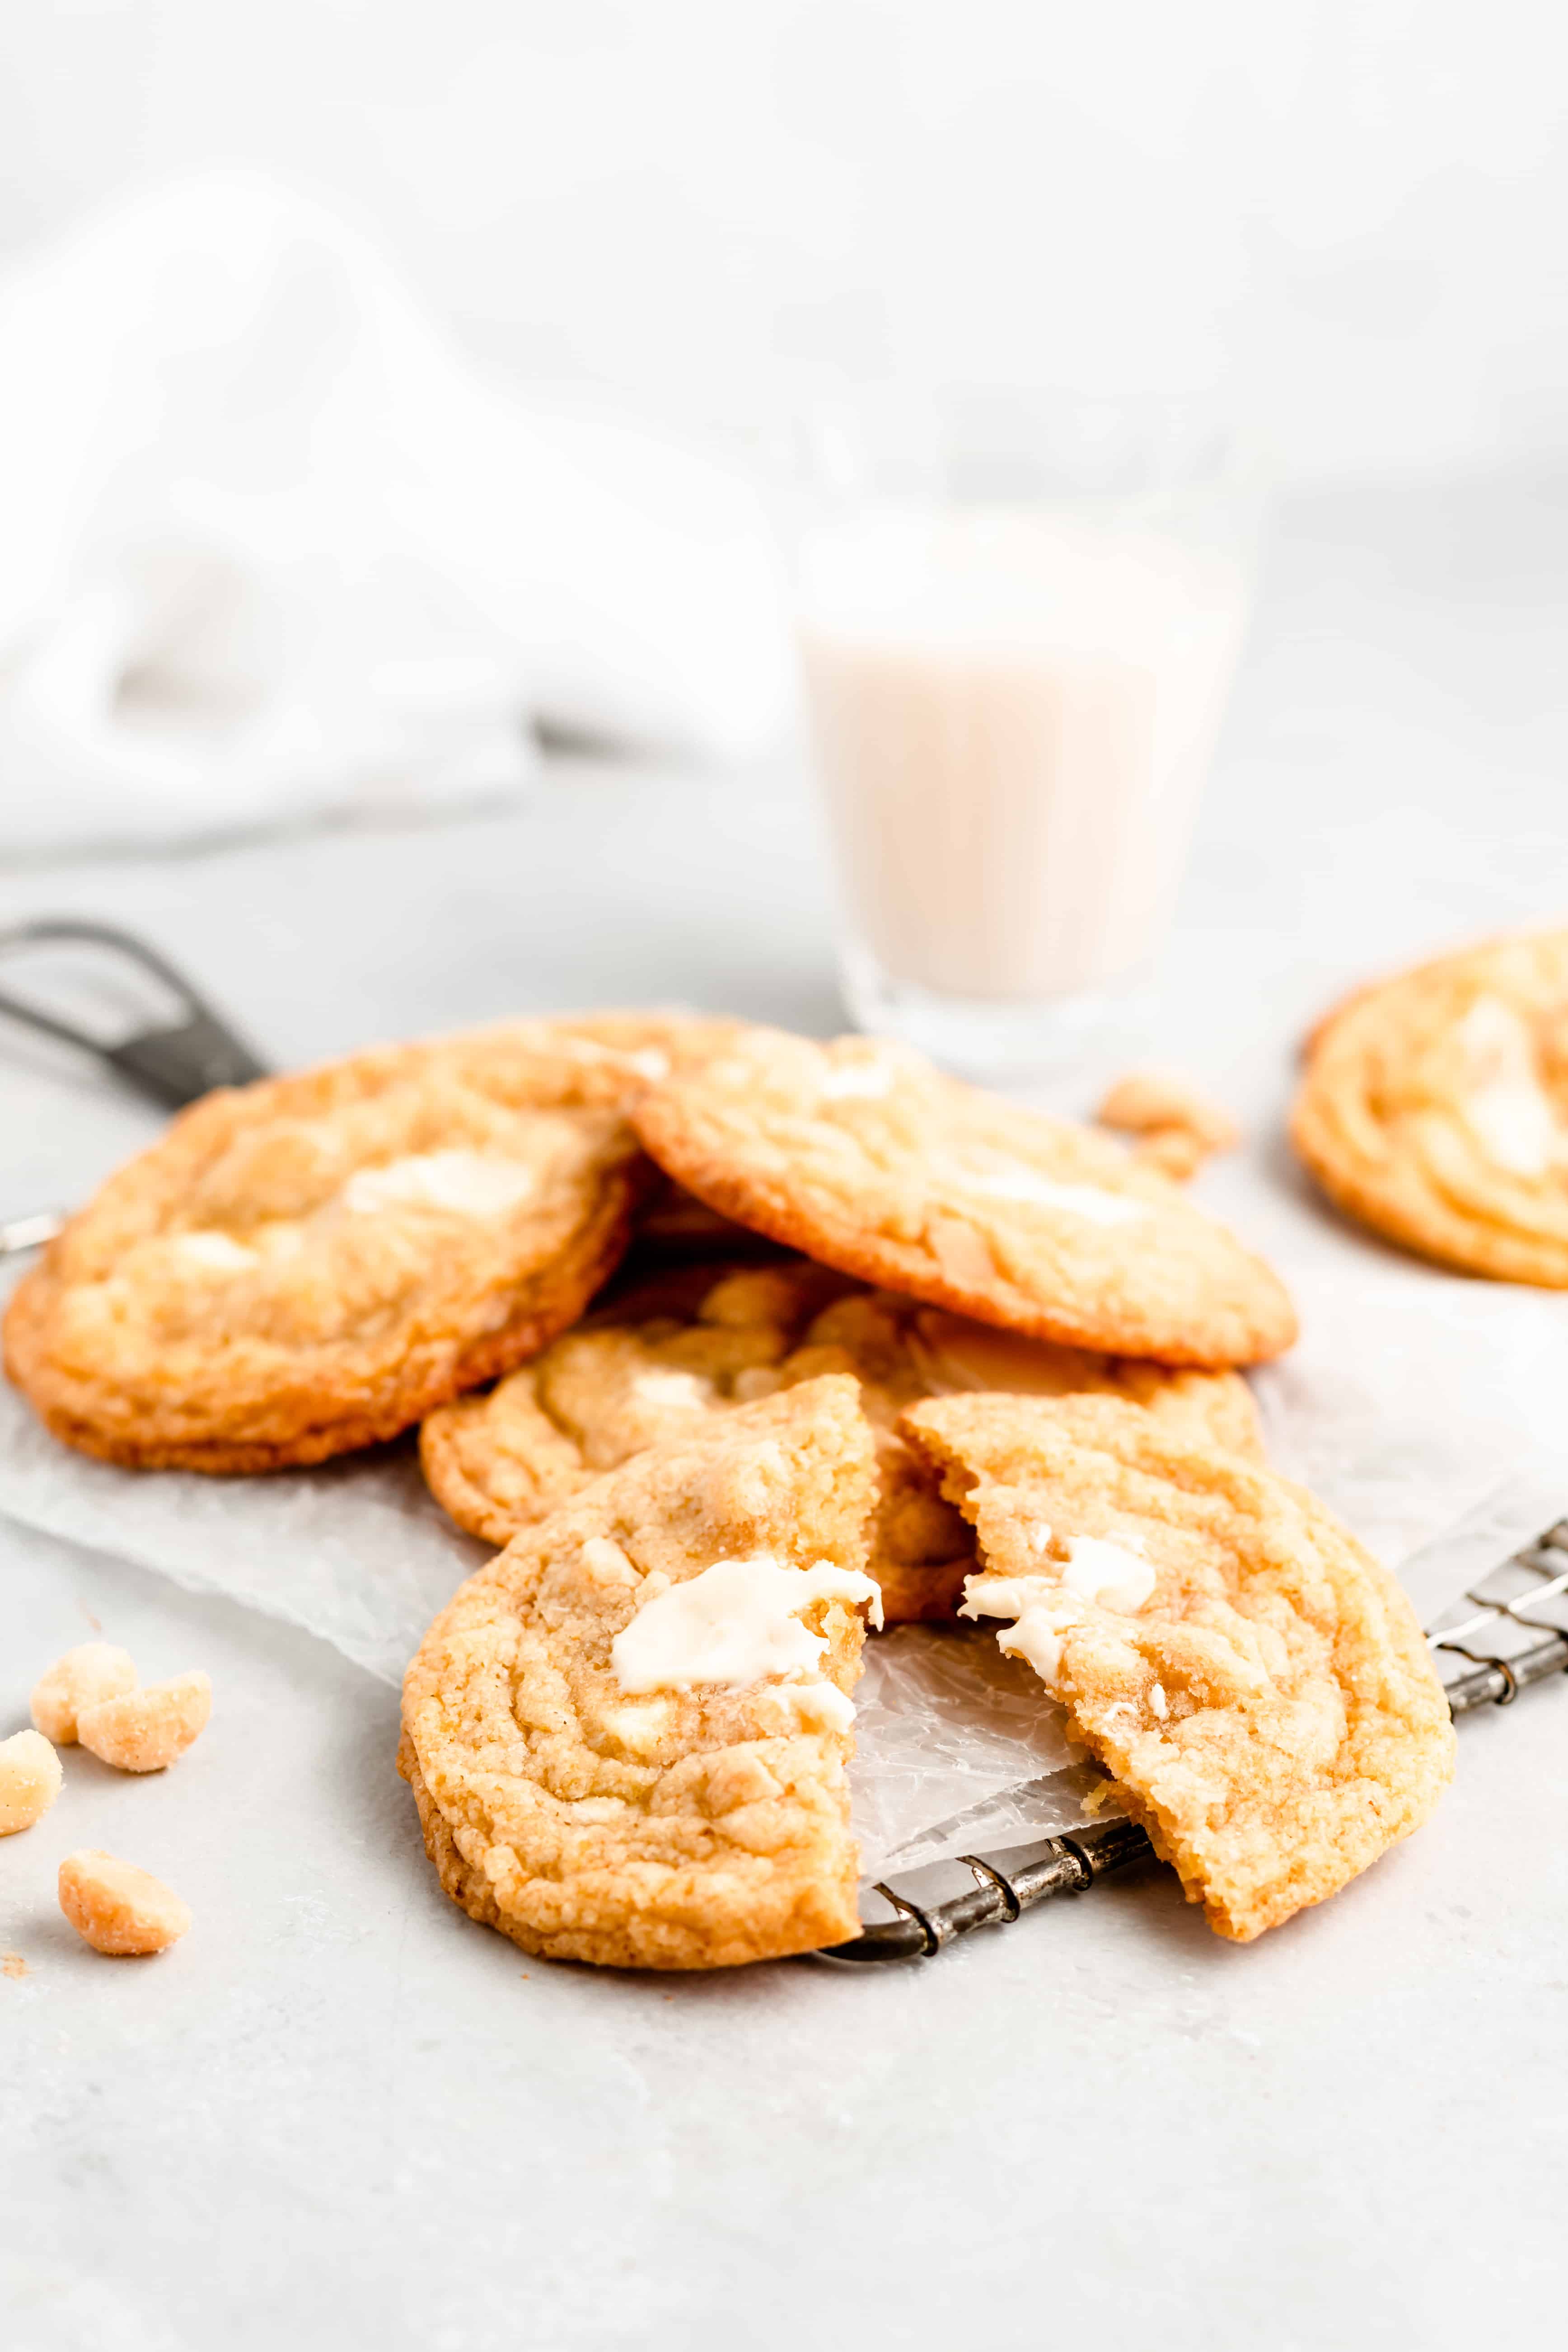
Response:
[5,0,1568,486]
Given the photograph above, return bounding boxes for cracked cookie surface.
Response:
[421,1258,1265,1624]
[632,1031,1295,1367]
[1292,930,1568,1284]
[400,1374,879,1969]
[4,1013,728,1473]
[902,1393,1455,1941]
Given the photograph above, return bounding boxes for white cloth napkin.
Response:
[0,175,791,854]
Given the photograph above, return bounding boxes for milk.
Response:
[797,506,1249,1004]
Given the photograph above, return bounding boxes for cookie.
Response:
[3,1013,726,1474]
[420,1260,1266,1623]
[1291,931,1568,1284]
[400,1373,880,1969]
[902,1394,1455,1941]
[632,1031,1296,1367]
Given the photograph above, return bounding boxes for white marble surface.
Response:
[5,471,1568,2350]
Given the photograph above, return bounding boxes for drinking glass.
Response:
[791,390,1265,1078]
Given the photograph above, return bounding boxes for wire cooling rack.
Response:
[816,1513,1568,1963]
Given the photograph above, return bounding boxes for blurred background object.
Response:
[792,390,1266,1075]
[5,2,1566,482]
[2,0,1567,866]
[0,175,791,855]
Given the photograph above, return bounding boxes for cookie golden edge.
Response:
[396,1736,863,1970]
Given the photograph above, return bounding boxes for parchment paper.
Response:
[4,1251,1566,1879]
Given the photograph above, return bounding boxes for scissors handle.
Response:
[0,918,269,1110]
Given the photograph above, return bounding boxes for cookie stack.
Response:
[4,1012,1456,1968]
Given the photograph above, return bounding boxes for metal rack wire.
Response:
[816,1511,1568,1964]
[1425,1515,1568,1713]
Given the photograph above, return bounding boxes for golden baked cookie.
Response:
[902,1393,1454,1941]
[1291,930,1568,1284]
[632,1031,1296,1367]
[400,1373,880,1969]
[420,1259,1266,1624]
[3,1013,730,1474]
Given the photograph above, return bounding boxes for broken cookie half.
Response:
[901,1394,1455,1942]
[400,1374,880,1969]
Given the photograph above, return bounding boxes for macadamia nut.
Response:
[77,1672,211,1773]
[0,1729,63,1834]
[58,1851,192,1955]
[30,1642,138,1744]
[1095,1070,1241,1181]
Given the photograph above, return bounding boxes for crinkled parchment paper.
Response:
[4,1250,1567,1879]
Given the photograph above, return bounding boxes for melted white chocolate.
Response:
[1456,996,1561,1176]
[342,1151,538,1219]
[1058,1534,1156,1611]
[951,1161,1147,1226]
[631,1368,715,1411]
[765,1680,857,1733]
[961,1533,1157,1691]
[820,1055,898,1101]
[171,1232,258,1274]
[609,1553,882,1697]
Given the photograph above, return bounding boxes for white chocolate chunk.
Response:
[952,1162,1147,1226]
[961,1534,1156,1691]
[631,1368,716,1411]
[820,1056,898,1101]
[997,1609,1078,1690]
[0,1730,63,1835]
[172,1232,258,1274]
[1456,996,1561,1176]
[610,1553,882,1695]
[960,1574,1086,1692]
[959,1571,1065,1622]
[1059,1535,1156,1612]
[580,1536,639,1588]
[342,1152,538,1218]
[596,1697,673,1756]
[765,1680,857,1733]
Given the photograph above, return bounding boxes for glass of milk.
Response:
[792,391,1262,1078]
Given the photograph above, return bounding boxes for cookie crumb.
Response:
[2,1952,27,1981]
[77,1671,211,1773]
[31,1642,138,1745]
[1095,1070,1240,1180]
[0,1729,64,1835]
[58,1850,192,1956]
